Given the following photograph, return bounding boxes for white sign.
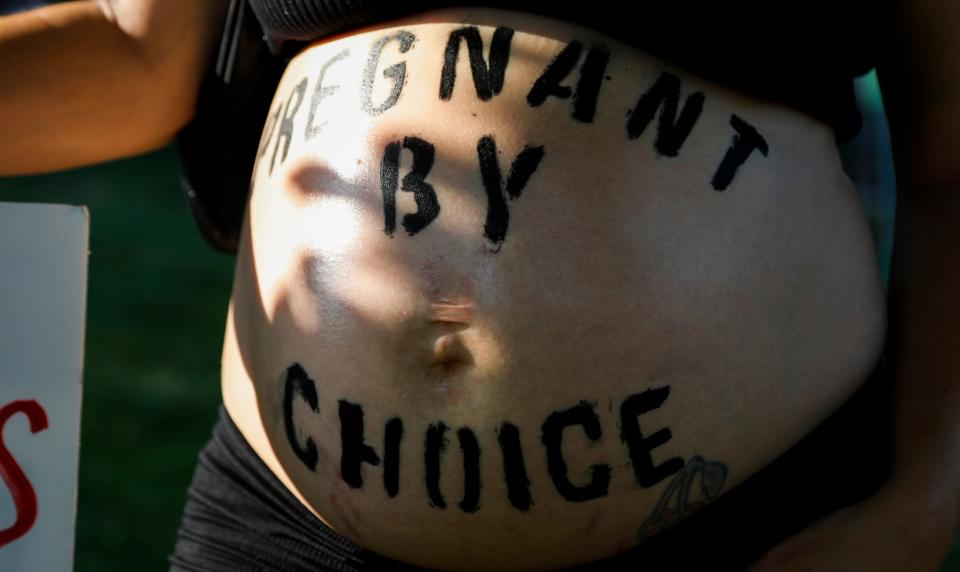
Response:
[0,202,88,571]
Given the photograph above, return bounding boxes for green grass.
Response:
[0,145,957,570]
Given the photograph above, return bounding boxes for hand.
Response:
[746,482,957,572]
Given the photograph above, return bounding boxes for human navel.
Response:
[427,301,474,373]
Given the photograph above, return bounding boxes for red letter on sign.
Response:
[0,400,49,548]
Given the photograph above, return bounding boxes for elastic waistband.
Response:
[169,405,416,571]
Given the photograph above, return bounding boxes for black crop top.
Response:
[178,0,884,252]
[248,0,881,139]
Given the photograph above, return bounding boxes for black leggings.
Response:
[169,358,892,571]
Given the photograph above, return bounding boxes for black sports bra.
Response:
[179,0,883,252]
[248,0,880,138]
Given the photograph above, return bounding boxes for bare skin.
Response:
[0,0,228,173]
[221,10,886,570]
[1,1,956,570]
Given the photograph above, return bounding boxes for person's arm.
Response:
[0,0,229,175]
[747,2,960,570]
[878,0,960,549]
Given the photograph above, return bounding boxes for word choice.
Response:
[283,363,684,513]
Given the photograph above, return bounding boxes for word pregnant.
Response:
[283,363,683,512]
[256,25,771,241]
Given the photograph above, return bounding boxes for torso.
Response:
[219,9,886,570]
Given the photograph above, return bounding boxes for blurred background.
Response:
[0,1,958,570]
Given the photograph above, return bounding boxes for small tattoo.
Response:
[637,455,728,539]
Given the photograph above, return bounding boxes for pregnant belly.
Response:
[219,8,887,570]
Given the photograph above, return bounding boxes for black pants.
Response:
[169,359,892,571]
